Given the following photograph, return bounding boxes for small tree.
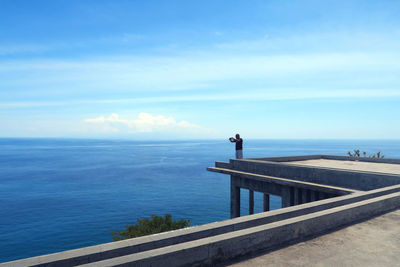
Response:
[347,149,384,159]
[111,214,191,241]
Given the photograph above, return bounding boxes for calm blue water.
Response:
[1,138,400,262]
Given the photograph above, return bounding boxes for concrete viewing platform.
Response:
[285,158,400,175]
[2,155,399,266]
[228,209,400,267]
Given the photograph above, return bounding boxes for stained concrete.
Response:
[227,158,400,190]
[228,209,400,267]
[285,159,400,175]
[208,167,358,195]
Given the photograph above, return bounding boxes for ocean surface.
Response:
[1,138,400,262]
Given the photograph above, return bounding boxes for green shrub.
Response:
[111,214,191,241]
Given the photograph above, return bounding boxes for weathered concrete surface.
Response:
[252,155,400,165]
[227,159,400,190]
[227,209,400,267]
[72,193,400,266]
[4,185,399,267]
[286,159,400,175]
[208,167,359,195]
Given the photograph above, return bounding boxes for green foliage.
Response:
[111,214,191,241]
[347,149,384,159]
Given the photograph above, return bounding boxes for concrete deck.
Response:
[285,159,400,175]
[228,208,400,267]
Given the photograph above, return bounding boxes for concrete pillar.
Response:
[306,189,311,203]
[249,190,254,215]
[293,187,299,205]
[263,194,270,211]
[289,187,295,206]
[294,188,302,205]
[301,189,308,204]
[230,176,241,218]
[281,186,291,208]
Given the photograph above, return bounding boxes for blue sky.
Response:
[1,0,399,139]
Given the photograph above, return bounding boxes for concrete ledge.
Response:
[207,167,359,195]
[249,155,324,162]
[227,158,400,190]
[215,161,231,168]
[75,192,400,267]
[4,185,399,267]
[321,155,400,164]
[250,155,400,165]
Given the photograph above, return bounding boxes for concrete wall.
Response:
[249,155,324,162]
[229,159,400,190]
[76,192,400,266]
[209,167,358,195]
[322,155,400,164]
[252,155,400,165]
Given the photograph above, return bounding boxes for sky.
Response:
[0,0,399,139]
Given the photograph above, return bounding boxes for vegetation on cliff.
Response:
[111,214,191,241]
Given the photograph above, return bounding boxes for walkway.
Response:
[227,209,400,266]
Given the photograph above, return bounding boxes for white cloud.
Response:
[84,112,202,133]
[85,113,128,124]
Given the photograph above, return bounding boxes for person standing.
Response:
[229,134,243,159]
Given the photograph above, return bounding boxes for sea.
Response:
[1,138,399,262]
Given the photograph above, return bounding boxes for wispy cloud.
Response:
[214,31,400,54]
[0,33,147,56]
[0,44,53,56]
[1,50,399,102]
[1,28,400,102]
[84,112,202,133]
[1,88,400,109]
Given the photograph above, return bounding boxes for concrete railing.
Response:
[251,154,400,165]
[207,167,359,195]
[227,158,400,190]
[78,192,400,266]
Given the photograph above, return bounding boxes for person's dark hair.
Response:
[235,134,240,139]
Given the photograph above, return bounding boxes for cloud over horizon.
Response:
[84,112,202,134]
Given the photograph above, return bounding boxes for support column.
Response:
[281,186,291,208]
[299,188,304,204]
[301,189,308,204]
[294,187,301,205]
[249,190,254,215]
[290,187,295,206]
[263,194,270,212]
[230,176,241,218]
